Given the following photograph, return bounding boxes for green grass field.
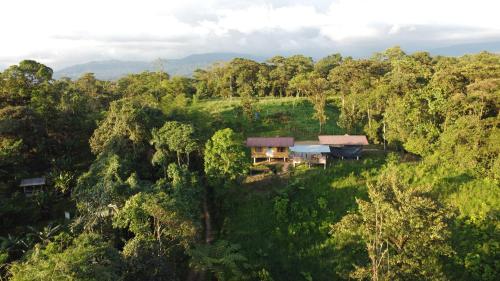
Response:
[189,97,345,141]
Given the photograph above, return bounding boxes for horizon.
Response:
[1,0,500,70]
[2,46,499,73]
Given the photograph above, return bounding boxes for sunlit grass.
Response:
[190,97,345,141]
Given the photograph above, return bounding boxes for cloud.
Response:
[0,0,499,69]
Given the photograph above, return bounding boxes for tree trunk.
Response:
[383,121,387,151]
[203,185,215,244]
[367,107,372,129]
[187,184,215,281]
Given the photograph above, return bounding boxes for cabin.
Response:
[290,143,330,169]
[19,177,46,197]
[318,135,369,160]
[246,137,294,163]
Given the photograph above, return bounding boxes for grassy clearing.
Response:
[220,154,387,280]
[188,97,391,279]
[189,97,345,141]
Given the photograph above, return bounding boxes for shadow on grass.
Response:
[219,155,387,280]
[433,172,475,199]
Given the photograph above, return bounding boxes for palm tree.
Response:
[0,234,32,257]
[26,223,62,245]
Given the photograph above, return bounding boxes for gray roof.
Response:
[20,177,46,187]
[246,137,294,147]
[290,145,331,153]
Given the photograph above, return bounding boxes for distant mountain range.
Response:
[27,42,500,80]
[428,41,500,56]
[54,53,266,80]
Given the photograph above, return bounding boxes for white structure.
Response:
[290,145,330,169]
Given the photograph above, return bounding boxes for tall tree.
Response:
[383,87,447,156]
[89,99,164,156]
[9,233,124,281]
[151,121,197,168]
[288,73,310,98]
[314,53,342,78]
[267,56,289,97]
[328,58,387,133]
[0,60,53,106]
[204,128,249,187]
[304,74,330,133]
[333,164,452,281]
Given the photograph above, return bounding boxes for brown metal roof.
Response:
[246,137,294,147]
[318,135,369,146]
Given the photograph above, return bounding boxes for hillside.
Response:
[53,52,265,80]
[223,156,385,279]
[1,50,498,281]
[188,97,345,141]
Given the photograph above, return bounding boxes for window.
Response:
[277,147,286,152]
[255,147,263,153]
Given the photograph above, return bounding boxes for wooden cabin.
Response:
[290,144,330,169]
[246,137,294,163]
[318,135,369,160]
[20,177,46,197]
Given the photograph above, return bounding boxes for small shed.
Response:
[330,146,363,159]
[246,137,295,163]
[318,135,369,160]
[290,144,331,169]
[20,177,46,197]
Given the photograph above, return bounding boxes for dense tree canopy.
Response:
[204,128,250,186]
[9,233,124,281]
[0,48,498,281]
[334,162,453,281]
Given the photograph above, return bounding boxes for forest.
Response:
[0,46,498,281]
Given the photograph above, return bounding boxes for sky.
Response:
[1,0,499,69]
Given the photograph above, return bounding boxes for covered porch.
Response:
[290,144,330,169]
[246,137,295,163]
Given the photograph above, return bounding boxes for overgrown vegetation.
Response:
[0,47,498,280]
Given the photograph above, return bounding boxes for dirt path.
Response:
[280,162,291,174]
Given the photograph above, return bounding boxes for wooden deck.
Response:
[251,147,289,162]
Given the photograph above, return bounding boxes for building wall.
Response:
[291,153,327,164]
[251,147,289,159]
